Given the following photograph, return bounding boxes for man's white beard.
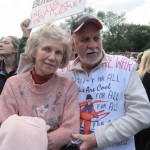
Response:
[79,50,103,66]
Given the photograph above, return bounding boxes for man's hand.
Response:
[72,133,97,150]
[20,18,32,37]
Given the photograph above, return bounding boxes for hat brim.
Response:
[73,18,103,33]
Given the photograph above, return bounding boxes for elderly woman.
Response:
[0,24,80,150]
[0,36,19,94]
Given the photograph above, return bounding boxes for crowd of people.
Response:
[0,13,150,150]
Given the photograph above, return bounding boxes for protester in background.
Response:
[136,52,144,70]
[0,36,19,94]
[137,49,150,99]
[0,19,31,94]
[135,49,150,150]
[0,24,80,150]
[130,52,137,63]
[17,14,150,150]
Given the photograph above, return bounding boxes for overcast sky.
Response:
[0,0,150,38]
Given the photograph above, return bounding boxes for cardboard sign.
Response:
[28,0,86,28]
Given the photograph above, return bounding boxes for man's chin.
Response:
[86,58,101,66]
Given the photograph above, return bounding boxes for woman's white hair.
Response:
[25,24,72,68]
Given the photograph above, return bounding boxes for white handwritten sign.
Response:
[28,0,86,28]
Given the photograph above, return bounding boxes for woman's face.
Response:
[0,37,17,56]
[34,38,64,76]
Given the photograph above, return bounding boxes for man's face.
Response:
[73,23,103,72]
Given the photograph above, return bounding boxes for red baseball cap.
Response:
[70,14,103,34]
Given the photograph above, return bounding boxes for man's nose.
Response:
[87,39,97,49]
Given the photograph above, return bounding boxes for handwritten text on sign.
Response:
[29,0,86,28]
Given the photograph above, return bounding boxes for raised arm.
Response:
[17,19,32,64]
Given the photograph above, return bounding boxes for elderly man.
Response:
[59,13,150,150]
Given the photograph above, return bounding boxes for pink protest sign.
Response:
[28,0,86,28]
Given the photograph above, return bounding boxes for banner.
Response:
[28,0,86,28]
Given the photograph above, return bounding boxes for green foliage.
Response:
[59,7,95,31]
[96,11,150,52]
[59,16,74,31]
[125,24,150,51]
[58,7,150,52]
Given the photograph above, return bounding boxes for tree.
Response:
[97,11,150,52]
[58,8,150,53]
[59,7,95,31]
[59,16,74,31]
[97,11,127,52]
[125,24,150,52]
